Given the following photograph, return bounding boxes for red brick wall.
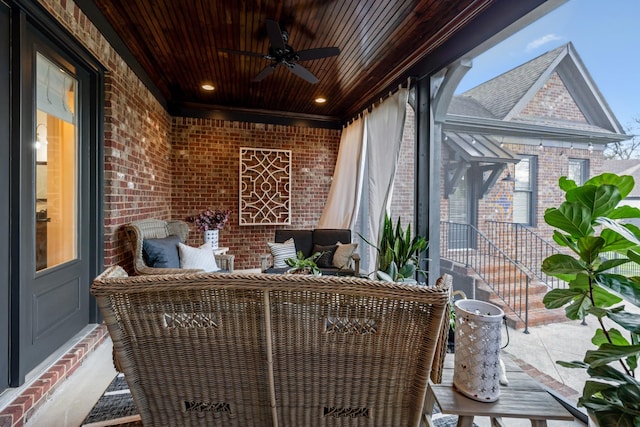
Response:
[518,72,588,123]
[171,118,341,269]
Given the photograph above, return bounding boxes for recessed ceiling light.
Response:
[201,84,215,91]
[315,97,327,104]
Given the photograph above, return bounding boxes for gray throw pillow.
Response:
[143,235,181,268]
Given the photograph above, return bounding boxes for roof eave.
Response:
[445,114,630,144]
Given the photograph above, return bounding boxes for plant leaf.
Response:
[596,217,640,246]
[610,205,640,220]
[584,173,634,199]
[559,176,578,192]
[577,236,605,264]
[543,288,586,309]
[556,360,589,369]
[566,184,621,219]
[541,254,587,276]
[544,203,593,237]
[592,328,630,347]
[584,343,640,368]
[601,228,637,252]
[591,282,623,307]
[607,310,640,334]
[596,258,631,273]
[564,292,592,320]
[596,274,640,307]
[587,363,640,386]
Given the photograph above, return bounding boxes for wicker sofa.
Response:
[261,228,361,276]
[124,219,234,275]
[92,267,452,427]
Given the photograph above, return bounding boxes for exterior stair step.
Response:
[474,282,568,330]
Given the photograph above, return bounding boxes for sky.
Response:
[455,0,640,133]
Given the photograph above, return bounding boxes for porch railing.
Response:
[485,220,566,290]
[440,221,532,331]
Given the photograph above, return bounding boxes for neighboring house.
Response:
[434,43,629,325]
[441,42,628,246]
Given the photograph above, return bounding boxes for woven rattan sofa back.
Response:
[91,266,451,427]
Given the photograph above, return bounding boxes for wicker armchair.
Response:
[91,267,451,427]
[124,219,234,275]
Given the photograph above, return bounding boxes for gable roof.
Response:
[450,43,627,139]
[461,45,565,120]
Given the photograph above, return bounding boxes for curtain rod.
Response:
[344,76,416,127]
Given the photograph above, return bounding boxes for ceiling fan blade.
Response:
[219,48,265,58]
[265,19,285,51]
[297,47,340,61]
[253,64,277,82]
[288,63,319,84]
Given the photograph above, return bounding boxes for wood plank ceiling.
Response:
[90,0,495,122]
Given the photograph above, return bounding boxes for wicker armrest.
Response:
[215,253,234,272]
[351,253,361,276]
[260,254,271,272]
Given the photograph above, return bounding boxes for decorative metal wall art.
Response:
[239,147,291,225]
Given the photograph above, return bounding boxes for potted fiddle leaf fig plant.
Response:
[361,213,428,283]
[541,172,640,426]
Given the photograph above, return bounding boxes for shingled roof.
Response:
[459,45,565,120]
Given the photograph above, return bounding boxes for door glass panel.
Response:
[35,53,77,271]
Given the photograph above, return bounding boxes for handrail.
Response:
[485,220,566,290]
[440,221,531,332]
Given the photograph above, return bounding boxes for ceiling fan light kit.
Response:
[227,19,340,84]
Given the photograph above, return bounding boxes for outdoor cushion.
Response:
[313,243,338,268]
[268,238,297,268]
[142,235,181,268]
[333,242,358,269]
[178,242,219,272]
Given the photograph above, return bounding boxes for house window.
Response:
[568,158,588,185]
[513,156,536,225]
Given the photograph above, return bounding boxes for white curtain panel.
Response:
[318,116,365,229]
[361,88,409,274]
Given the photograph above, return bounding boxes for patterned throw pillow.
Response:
[268,238,297,268]
[312,244,338,268]
[178,241,220,272]
[333,242,358,269]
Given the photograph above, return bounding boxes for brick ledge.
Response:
[0,324,109,427]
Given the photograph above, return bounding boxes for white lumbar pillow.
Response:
[178,241,220,272]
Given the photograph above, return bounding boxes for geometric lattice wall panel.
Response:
[239,147,291,225]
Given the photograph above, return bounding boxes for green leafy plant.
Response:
[542,173,640,426]
[361,213,428,282]
[285,251,322,276]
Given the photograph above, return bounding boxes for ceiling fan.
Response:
[225,19,340,84]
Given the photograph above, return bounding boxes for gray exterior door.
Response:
[8,8,103,386]
[0,1,10,394]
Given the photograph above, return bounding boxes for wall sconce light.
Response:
[35,123,48,149]
[538,140,544,151]
[588,142,594,152]
[502,171,515,182]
